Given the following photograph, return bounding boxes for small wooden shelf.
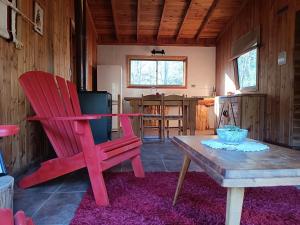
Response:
[215,94,266,141]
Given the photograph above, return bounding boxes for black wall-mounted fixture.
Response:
[151,49,165,55]
[74,0,87,91]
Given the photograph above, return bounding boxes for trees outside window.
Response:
[236,48,258,90]
[128,56,187,88]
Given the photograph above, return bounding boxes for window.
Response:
[236,48,258,91]
[127,56,187,88]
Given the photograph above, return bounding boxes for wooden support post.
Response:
[173,155,191,205]
[225,187,245,225]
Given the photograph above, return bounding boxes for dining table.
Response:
[124,96,208,137]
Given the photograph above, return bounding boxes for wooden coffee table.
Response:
[172,135,300,225]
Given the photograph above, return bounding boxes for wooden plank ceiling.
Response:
[88,0,244,46]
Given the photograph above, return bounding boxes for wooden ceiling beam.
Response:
[157,0,167,40]
[137,0,141,41]
[176,0,193,41]
[97,35,216,46]
[195,0,220,40]
[111,0,120,41]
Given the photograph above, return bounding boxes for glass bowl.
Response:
[216,127,248,144]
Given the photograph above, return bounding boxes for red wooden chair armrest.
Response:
[27,115,102,121]
[27,113,141,121]
[96,113,142,117]
[27,114,141,136]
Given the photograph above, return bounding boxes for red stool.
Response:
[0,125,19,175]
[0,209,34,225]
[0,125,20,138]
[0,125,35,225]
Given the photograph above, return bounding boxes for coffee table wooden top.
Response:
[172,135,300,188]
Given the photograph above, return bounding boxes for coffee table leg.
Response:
[173,155,191,206]
[225,187,245,225]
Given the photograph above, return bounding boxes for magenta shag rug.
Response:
[70,172,300,225]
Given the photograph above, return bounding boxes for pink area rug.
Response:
[70,172,300,225]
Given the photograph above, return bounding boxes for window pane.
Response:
[157,61,184,85]
[237,48,257,89]
[130,60,156,85]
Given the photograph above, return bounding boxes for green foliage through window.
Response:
[129,58,186,87]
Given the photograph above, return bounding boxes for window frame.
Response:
[234,46,259,92]
[127,55,188,89]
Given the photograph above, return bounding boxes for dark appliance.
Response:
[78,91,112,144]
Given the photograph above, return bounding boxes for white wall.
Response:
[97,45,216,97]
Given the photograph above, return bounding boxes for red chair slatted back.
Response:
[120,116,134,137]
[19,71,83,157]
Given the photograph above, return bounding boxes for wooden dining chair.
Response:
[141,94,164,141]
[163,95,185,138]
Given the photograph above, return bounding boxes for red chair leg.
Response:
[131,154,145,178]
[89,171,109,206]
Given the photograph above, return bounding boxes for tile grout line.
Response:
[31,181,65,218]
[55,190,87,193]
[161,158,168,172]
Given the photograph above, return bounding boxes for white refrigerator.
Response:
[97,65,122,131]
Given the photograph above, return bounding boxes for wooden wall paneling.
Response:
[216,0,297,146]
[287,0,296,146]
[240,96,265,140]
[0,0,75,174]
[278,5,292,145]
[264,0,276,142]
[293,9,300,147]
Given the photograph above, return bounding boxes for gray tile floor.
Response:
[14,138,203,225]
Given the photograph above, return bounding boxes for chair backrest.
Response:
[141,94,164,115]
[19,71,83,158]
[163,95,185,116]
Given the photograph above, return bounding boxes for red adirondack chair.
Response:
[0,209,35,225]
[18,71,145,206]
